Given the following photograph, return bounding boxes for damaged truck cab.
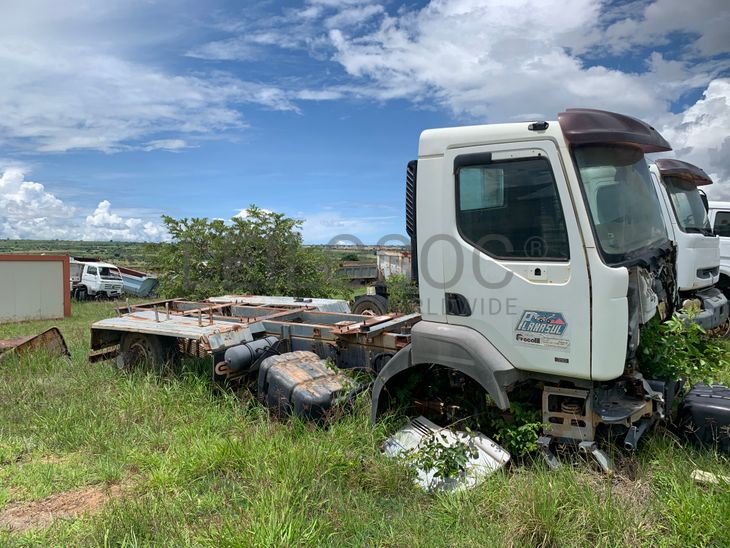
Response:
[648,159,728,330]
[372,109,681,466]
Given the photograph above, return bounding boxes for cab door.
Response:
[440,141,592,379]
[712,209,730,274]
[83,265,99,291]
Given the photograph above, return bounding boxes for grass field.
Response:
[1,301,729,546]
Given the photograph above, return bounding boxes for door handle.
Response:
[446,293,472,316]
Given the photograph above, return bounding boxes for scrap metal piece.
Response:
[0,328,70,363]
[538,436,561,469]
[623,418,654,451]
[383,416,510,492]
[691,469,730,486]
[578,441,613,474]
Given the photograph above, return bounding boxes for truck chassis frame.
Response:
[89,297,420,381]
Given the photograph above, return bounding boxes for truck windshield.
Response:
[663,176,713,235]
[99,267,122,280]
[573,144,668,265]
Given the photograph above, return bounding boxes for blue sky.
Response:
[0,0,728,243]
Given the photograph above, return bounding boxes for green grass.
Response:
[1,302,729,546]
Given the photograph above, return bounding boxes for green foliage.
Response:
[486,402,543,457]
[0,301,729,545]
[639,312,730,385]
[340,252,361,262]
[407,430,479,488]
[386,274,420,314]
[152,206,350,300]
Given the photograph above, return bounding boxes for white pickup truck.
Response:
[70,258,124,300]
[708,202,730,298]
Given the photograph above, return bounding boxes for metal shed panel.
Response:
[0,255,70,323]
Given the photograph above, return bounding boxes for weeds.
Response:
[485,402,543,458]
[406,430,480,490]
[0,301,728,546]
[639,311,730,384]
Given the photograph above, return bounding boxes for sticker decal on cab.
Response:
[515,310,567,336]
[515,310,570,351]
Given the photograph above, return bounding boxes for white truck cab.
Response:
[708,201,730,297]
[70,259,124,300]
[373,109,688,466]
[649,160,728,330]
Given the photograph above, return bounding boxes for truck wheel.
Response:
[352,295,388,316]
[76,287,87,301]
[118,333,176,373]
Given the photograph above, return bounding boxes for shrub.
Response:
[486,402,543,457]
[639,312,729,385]
[386,274,419,314]
[151,206,350,300]
[407,430,479,489]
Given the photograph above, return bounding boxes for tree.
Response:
[152,206,350,300]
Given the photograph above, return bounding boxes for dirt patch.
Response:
[0,483,122,533]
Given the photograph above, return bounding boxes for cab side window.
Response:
[86,266,98,276]
[456,155,570,260]
[714,211,730,237]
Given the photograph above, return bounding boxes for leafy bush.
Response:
[386,274,420,314]
[487,402,543,457]
[151,206,350,300]
[407,430,479,488]
[340,253,361,262]
[639,312,729,385]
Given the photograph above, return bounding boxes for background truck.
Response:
[70,258,124,300]
[89,108,730,470]
[649,160,728,330]
[709,201,730,299]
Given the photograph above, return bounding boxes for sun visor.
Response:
[654,158,713,186]
[559,108,672,152]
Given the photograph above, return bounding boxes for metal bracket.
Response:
[538,436,561,469]
[579,441,613,474]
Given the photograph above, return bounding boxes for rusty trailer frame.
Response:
[89,298,420,380]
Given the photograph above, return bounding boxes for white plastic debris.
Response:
[382,416,510,492]
[691,469,730,486]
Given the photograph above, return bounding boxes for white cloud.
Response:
[0,0,301,153]
[234,207,274,219]
[82,200,168,241]
[142,139,192,152]
[592,0,730,57]
[298,211,399,244]
[320,0,722,122]
[0,169,76,239]
[0,169,167,241]
[659,79,730,200]
[190,0,724,124]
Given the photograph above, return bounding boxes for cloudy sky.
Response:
[0,0,728,243]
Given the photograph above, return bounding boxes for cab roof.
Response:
[419,108,671,157]
[655,158,713,186]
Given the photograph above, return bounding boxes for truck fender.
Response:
[370,322,521,423]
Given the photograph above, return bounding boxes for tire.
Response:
[118,333,176,373]
[76,287,87,301]
[352,294,389,316]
